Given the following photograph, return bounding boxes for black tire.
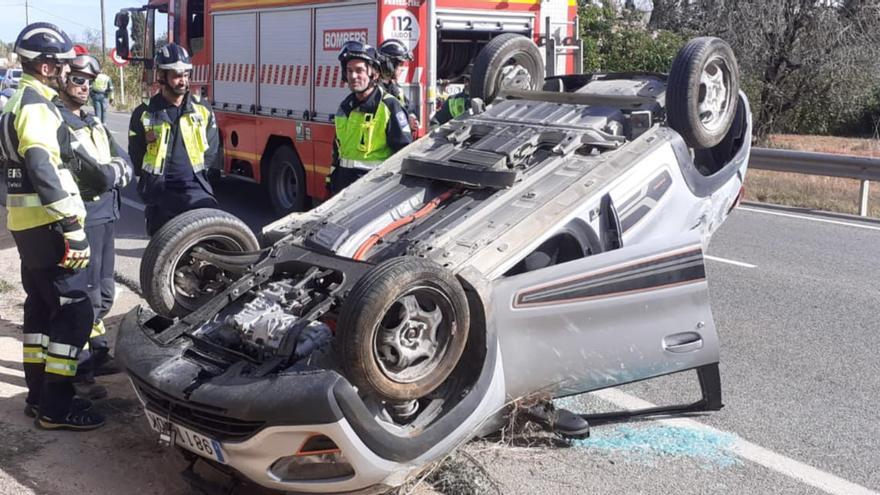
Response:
[267,145,307,216]
[470,33,544,103]
[667,37,740,149]
[337,258,471,401]
[140,208,259,318]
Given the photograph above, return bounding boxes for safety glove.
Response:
[109,157,132,188]
[59,216,90,270]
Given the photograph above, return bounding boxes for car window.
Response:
[11,70,21,78]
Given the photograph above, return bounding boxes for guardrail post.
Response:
[858,180,870,217]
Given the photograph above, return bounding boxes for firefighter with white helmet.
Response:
[56,49,133,395]
[0,22,105,430]
[128,43,221,235]
[329,40,413,194]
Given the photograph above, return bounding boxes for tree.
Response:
[580,1,685,74]
[131,11,146,58]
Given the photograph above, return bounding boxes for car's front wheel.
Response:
[140,208,260,317]
[337,258,471,401]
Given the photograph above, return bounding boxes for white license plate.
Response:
[144,409,226,464]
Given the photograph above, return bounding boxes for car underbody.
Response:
[119,38,751,494]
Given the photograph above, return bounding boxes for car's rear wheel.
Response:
[140,208,260,318]
[337,258,470,401]
[470,33,544,103]
[667,37,740,149]
[267,145,307,216]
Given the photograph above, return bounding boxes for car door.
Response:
[490,231,719,400]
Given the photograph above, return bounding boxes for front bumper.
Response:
[119,308,408,493]
[117,306,503,493]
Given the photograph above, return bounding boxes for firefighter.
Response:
[0,22,104,430]
[128,43,220,235]
[431,73,472,127]
[377,38,419,130]
[89,69,113,123]
[57,52,132,393]
[329,41,412,194]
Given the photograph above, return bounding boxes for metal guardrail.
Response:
[749,147,879,216]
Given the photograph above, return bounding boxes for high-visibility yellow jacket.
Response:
[0,74,85,231]
[333,86,412,171]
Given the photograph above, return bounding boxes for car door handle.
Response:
[663,332,703,353]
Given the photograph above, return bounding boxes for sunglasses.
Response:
[69,75,91,86]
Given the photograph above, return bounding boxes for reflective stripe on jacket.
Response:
[0,74,84,231]
[334,89,401,166]
[138,96,212,176]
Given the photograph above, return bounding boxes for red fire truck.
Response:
[114,0,581,213]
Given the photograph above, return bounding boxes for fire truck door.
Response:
[258,9,313,121]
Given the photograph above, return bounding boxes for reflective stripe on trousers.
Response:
[45,356,78,376]
[22,333,49,364]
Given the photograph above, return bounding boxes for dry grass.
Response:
[746,134,880,218]
[765,134,880,157]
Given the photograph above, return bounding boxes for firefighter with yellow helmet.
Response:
[0,22,104,430]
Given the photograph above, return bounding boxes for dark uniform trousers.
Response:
[144,190,217,236]
[328,167,368,195]
[85,222,115,328]
[12,223,94,420]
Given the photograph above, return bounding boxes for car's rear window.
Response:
[10,70,21,78]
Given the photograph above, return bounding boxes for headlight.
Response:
[268,434,355,482]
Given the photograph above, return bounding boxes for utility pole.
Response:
[100,0,107,55]
[25,0,29,25]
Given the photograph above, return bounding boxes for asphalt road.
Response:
[103,111,880,495]
[470,205,880,495]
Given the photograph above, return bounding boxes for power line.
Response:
[26,4,99,32]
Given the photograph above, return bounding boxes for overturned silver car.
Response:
[118,37,750,493]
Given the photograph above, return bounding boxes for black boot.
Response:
[524,401,590,440]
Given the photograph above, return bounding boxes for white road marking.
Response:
[0,365,24,378]
[0,383,28,398]
[739,206,880,232]
[121,197,146,211]
[593,388,879,495]
[705,255,756,268]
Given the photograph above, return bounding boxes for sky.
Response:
[0,0,139,51]
[0,0,656,53]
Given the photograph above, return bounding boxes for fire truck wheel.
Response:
[470,33,544,103]
[667,37,740,149]
[337,257,471,401]
[140,208,260,318]
[267,145,307,215]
